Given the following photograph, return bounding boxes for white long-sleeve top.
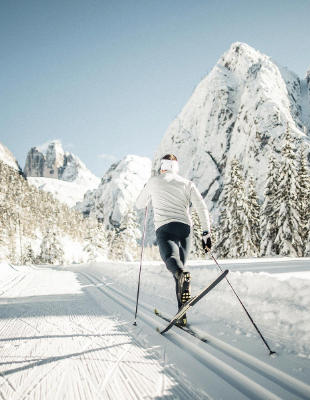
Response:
[135,171,211,232]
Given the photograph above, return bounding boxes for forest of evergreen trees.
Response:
[1,124,309,264]
[215,125,310,258]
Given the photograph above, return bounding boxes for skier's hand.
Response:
[202,231,212,253]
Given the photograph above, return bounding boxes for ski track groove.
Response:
[83,271,310,400]
[1,266,308,399]
[80,272,209,400]
[0,268,130,399]
[1,267,183,400]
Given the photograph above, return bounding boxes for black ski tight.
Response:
[156,222,191,308]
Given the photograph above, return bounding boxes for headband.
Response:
[160,159,179,172]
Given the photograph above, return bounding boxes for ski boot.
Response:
[175,270,191,304]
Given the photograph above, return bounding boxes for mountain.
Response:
[0,141,21,172]
[153,42,310,222]
[75,155,152,230]
[24,141,100,206]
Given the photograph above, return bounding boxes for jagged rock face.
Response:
[0,141,21,171]
[75,155,152,230]
[24,147,45,177]
[24,141,100,190]
[44,141,64,178]
[153,42,310,222]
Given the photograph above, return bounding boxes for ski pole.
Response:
[133,206,148,326]
[207,247,276,356]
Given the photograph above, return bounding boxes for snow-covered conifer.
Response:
[40,227,64,264]
[260,154,280,256]
[297,145,310,255]
[84,218,108,262]
[246,175,261,256]
[23,244,36,265]
[216,158,250,258]
[109,206,141,261]
[275,124,302,257]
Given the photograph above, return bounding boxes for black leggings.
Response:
[156,222,191,308]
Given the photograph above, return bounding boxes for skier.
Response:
[135,154,212,326]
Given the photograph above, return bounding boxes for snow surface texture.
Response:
[0,141,20,171]
[1,259,309,400]
[76,155,152,230]
[153,42,310,222]
[24,141,100,206]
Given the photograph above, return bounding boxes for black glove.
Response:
[202,231,212,253]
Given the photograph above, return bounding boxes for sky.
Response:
[1,0,310,178]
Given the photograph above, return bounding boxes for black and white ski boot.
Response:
[176,270,191,304]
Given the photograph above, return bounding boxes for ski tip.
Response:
[156,327,161,333]
[155,309,159,315]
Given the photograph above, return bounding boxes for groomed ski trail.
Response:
[0,264,309,400]
[80,270,310,400]
[0,265,211,400]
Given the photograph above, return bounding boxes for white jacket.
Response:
[135,171,211,232]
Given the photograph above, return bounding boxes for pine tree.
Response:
[108,229,120,260]
[297,145,310,256]
[275,124,302,257]
[84,218,108,262]
[216,158,250,258]
[109,206,140,261]
[190,209,205,259]
[23,244,36,265]
[246,175,261,256]
[260,153,280,256]
[40,227,64,264]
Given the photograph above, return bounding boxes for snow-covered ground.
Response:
[0,258,309,399]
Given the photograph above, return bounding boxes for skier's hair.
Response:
[162,154,178,161]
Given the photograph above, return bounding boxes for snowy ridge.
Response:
[0,141,20,171]
[153,42,310,221]
[27,177,95,208]
[76,155,151,230]
[24,140,100,188]
[24,140,100,207]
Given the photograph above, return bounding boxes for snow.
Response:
[1,257,309,399]
[24,141,100,207]
[76,155,152,230]
[27,177,95,208]
[153,42,310,223]
[300,79,310,131]
[0,141,20,171]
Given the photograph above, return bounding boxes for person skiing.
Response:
[135,154,212,326]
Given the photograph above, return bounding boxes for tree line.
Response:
[215,124,310,258]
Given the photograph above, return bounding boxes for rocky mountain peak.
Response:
[75,155,152,230]
[24,140,100,190]
[153,42,310,222]
[45,141,65,172]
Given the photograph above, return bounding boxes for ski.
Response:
[157,269,229,335]
[155,309,208,343]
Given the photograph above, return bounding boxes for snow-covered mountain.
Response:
[76,155,152,230]
[153,42,310,222]
[0,141,21,171]
[24,141,100,206]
